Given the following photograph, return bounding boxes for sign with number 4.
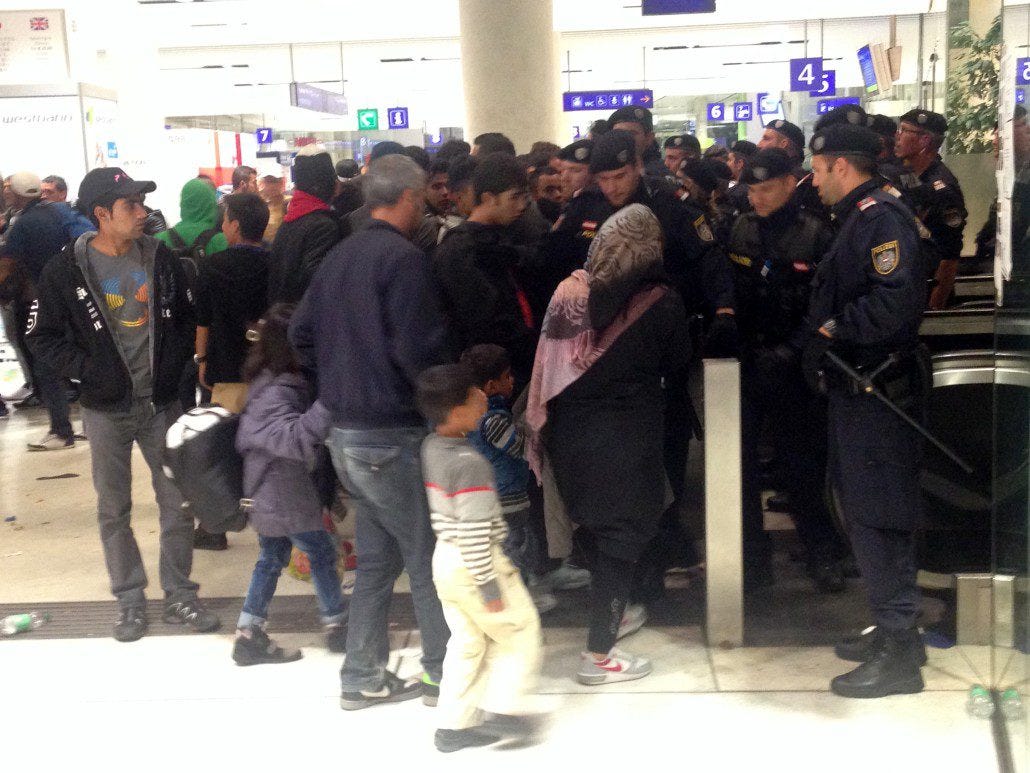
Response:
[790,57,823,93]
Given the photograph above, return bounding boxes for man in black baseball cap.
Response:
[894,108,966,309]
[609,106,666,178]
[30,165,222,642]
[725,145,840,594]
[663,134,701,175]
[805,122,928,698]
[76,167,156,221]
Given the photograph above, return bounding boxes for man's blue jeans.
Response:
[327,426,449,691]
[239,531,347,629]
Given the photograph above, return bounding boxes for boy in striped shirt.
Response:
[417,363,542,754]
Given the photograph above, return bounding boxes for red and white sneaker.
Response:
[576,647,652,685]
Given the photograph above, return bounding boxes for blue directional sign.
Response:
[563,89,654,112]
[106,141,119,159]
[809,69,836,97]
[642,0,716,13]
[757,93,780,115]
[387,107,409,130]
[706,103,727,122]
[816,96,861,115]
[1018,58,1030,86]
[1018,89,1026,105]
[789,57,823,93]
[733,102,753,121]
[255,127,273,144]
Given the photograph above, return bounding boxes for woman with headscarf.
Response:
[526,203,691,686]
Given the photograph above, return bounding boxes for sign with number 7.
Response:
[1017,58,1030,86]
[789,57,823,92]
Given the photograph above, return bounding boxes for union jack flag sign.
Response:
[29,17,49,31]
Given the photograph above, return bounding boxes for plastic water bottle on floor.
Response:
[1001,689,1024,721]
[966,685,995,719]
[1,611,49,635]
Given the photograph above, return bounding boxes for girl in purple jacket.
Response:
[232,303,347,665]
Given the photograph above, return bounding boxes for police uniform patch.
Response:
[616,150,629,163]
[693,215,714,243]
[574,147,589,162]
[871,240,900,275]
[729,253,753,268]
[812,136,825,152]
[583,220,598,230]
[933,179,947,192]
[857,197,877,212]
[944,208,963,228]
[752,166,768,181]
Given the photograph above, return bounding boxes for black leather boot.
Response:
[831,628,925,698]
[835,626,927,665]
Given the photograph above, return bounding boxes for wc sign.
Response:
[388,107,409,130]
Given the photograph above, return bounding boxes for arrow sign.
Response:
[387,107,409,130]
[562,89,654,112]
[357,109,379,130]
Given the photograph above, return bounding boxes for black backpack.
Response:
[167,227,221,294]
[163,406,247,533]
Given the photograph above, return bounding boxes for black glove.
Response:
[801,334,832,394]
[703,313,740,359]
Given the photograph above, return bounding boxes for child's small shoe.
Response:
[232,626,302,666]
[434,727,499,753]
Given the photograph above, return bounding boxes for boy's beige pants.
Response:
[432,541,542,729]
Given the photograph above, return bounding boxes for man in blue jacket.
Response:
[291,153,450,711]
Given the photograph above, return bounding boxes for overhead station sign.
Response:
[642,0,716,14]
[289,82,348,115]
[563,89,653,112]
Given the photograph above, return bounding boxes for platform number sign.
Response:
[707,102,726,122]
[1017,58,1030,86]
[809,70,836,97]
[790,58,824,92]
[255,127,273,144]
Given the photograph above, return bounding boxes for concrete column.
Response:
[458,0,562,154]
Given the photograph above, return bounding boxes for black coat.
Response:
[27,235,196,411]
[432,221,537,384]
[545,290,691,562]
[266,210,343,304]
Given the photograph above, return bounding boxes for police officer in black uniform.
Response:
[894,109,967,309]
[727,148,843,591]
[663,134,701,176]
[803,124,928,699]
[609,106,669,179]
[758,118,827,221]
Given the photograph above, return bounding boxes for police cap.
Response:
[677,158,719,194]
[609,106,654,133]
[809,124,882,158]
[866,114,898,140]
[899,108,948,136]
[740,148,795,184]
[729,139,758,158]
[589,130,638,174]
[814,103,868,132]
[765,119,805,152]
[664,134,701,154]
[558,139,594,165]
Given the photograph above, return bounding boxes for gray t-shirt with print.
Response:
[87,242,153,399]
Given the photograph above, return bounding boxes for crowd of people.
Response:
[0,100,979,749]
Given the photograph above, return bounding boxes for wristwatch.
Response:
[193,354,206,364]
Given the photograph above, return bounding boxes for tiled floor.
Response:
[0,391,1012,771]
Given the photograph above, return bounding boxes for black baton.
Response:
[824,351,974,475]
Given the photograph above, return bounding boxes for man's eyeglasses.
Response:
[896,126,927,137]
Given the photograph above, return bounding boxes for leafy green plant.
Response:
[945,15,1000,155]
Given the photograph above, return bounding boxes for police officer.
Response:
[759,118,828,221]
[555,139,594,203]
[803,124,928,699]
[663,134,701,175]
[894,109,967,309]
[727,148,843,592]
[609,106,668,179]
[725,140,759,215]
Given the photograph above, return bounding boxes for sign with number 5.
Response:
[1018,58,1030,86]
[809,70,836,97]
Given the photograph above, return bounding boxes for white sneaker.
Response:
[617,603,647,640]
[27,433,74,451]
[576,647,652,685]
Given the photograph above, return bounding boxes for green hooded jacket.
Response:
[156,178,229,255]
